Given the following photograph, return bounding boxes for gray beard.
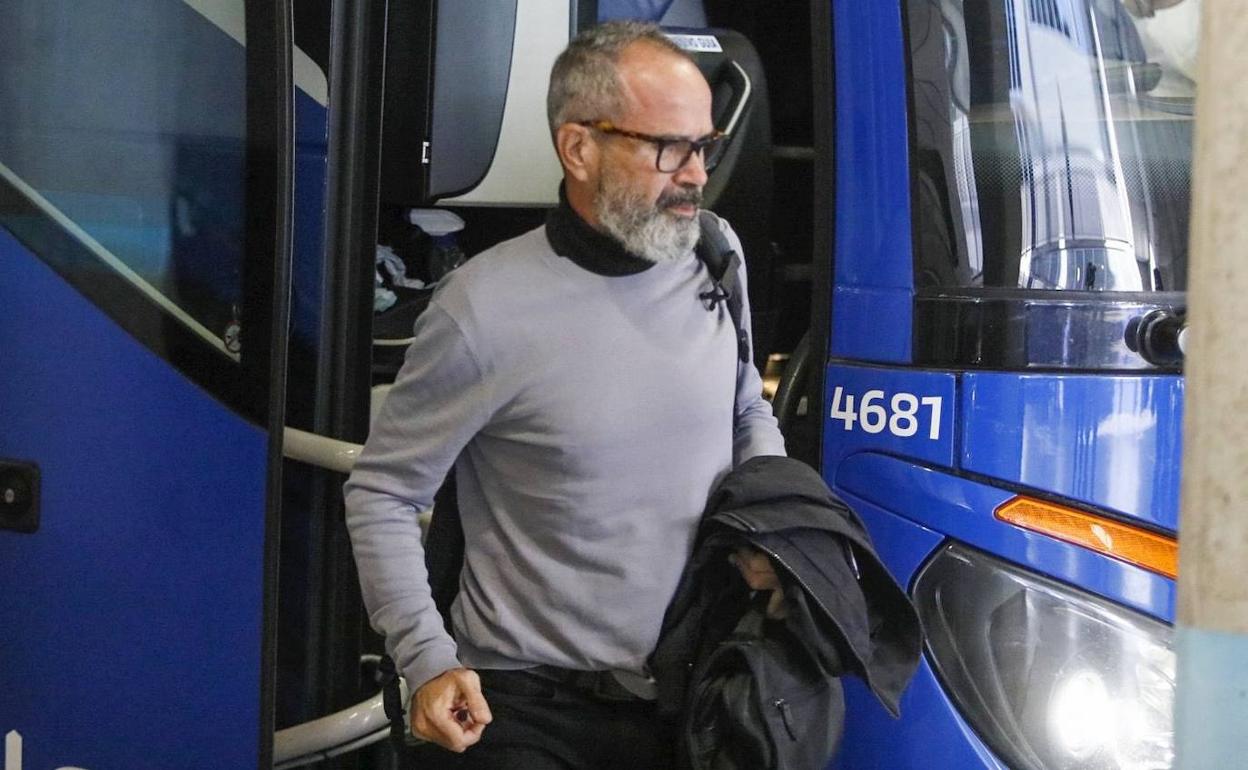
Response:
[595,176,701,264]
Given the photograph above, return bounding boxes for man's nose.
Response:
[673,149,709,187]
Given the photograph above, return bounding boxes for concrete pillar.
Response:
[1173,1,1248,766]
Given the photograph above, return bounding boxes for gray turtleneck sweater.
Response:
[344,207,785,692]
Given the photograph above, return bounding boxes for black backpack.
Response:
[682,589,846,770]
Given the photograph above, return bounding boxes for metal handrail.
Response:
[272,690,393,768]
[282,426,362,474]
[274,389,441,767]
[273,429,385,767]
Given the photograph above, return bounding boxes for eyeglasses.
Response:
[578,120,728,173]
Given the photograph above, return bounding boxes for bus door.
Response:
[0,2,292,768]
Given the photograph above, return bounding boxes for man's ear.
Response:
[555,123,597,183]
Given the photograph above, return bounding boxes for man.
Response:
[345,21,785,769]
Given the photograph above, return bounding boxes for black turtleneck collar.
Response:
[545,184,653,276]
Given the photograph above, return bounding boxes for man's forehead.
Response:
[614,42,713,130]
[616,41,707,93]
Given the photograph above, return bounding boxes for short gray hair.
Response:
[546,21,691,136]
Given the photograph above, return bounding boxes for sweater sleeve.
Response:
[343,301,495,691]
[716,218,788,463]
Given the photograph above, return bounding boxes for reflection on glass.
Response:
[0,0,249,358]
[908,0,1199,294]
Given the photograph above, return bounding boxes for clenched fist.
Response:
[411,667,494,752]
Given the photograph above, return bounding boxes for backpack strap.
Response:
[378,654,413,750]
[696,211,750,364]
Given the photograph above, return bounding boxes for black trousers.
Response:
[403,668,676,770]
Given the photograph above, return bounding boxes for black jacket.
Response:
[650,455,922,770]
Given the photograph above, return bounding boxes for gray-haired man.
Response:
[345,21,785,769]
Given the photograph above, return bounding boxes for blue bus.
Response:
[0,0,1195,768]
[821,2,1192,768]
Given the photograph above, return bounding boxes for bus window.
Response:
[905,0,1198,370]
[0,0,254,395]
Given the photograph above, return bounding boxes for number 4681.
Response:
[829,386,943,440]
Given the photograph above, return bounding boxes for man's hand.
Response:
[411,667,493,752]
[729,547,788,619]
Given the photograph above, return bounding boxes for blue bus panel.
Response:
[828,496,1008,769]
[961,372,1184,533]
[835,453,1175,622]
[0,231,270,770]
[829,0,914,364]
[821,365,958,470]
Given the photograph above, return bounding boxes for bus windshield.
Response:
[906,0,1199,295]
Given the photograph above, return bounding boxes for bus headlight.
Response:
[913,544,1174,770]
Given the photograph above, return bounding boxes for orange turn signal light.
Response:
[995,496,1178,579]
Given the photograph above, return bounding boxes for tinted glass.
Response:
[907,0,1197,293]
[0,0,250,365]
[904,0,1198,370]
